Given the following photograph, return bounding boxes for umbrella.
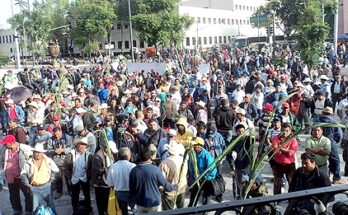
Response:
[8,87,33,103]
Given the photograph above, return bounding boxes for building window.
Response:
[110,42,115,49]
[186,37,190,46]
[246,6,249,11]
[243,6,245,10]
[117,41,122,49]
[9,35,12,43]
[214,36,217,44]
[208,18,211,24]
[222,19,225,24]
[243,20,246,25]
[203,37,207,45]
[228,36,231,42]
[227,19,230,25]
[125,40,129,49]
[117,24,121,29]
[133,40,137,47]
[203,17,206,24]
[224,36,227,43]
[240,19,242,25]
[197,17,201,23]
[232,19,235,25]
[198,37,202,45]
[192,37,196,46]
[213,18,216,24]
[209,37,212,44]
[140,41,145,48]
[218,18,221,24]
[0,37,1,44]
[247,20,250,25]
[2,36,4,43]
[219,36,222,43]
[6,36,8,43]
[239,5,242,10]
[235,5,238,10]
[10,48,13,53]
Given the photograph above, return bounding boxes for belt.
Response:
[32,183,49,187]
[318,163,327,168]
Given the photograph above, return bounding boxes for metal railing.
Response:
[150,185,348,215]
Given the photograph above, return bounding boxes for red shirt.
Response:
[272,135,298,164]
[9,107,18,120]
[5,147,21,184]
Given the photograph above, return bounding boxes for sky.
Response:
[0,0,34,29]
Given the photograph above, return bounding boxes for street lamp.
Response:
[128,0,135,63]
[268,10,276,55]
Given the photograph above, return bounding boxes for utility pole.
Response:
[333,0,339,55]
[128,0,134,63]
[11,0,21,69]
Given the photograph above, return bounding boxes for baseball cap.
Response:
[0,135,16,145]
[94,117,102,123]
[129,119,138,127]
[53,115,60,121]
[168,129,177,137]
[282,102,290,108]
[37,124,45,131]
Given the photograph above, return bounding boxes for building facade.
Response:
[338,0,348,36]
[0,28,18,57]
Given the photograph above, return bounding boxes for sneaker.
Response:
[333,180,345,184]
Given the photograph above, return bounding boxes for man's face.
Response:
[76,144,87,154]
[236,127,245,136]
[5,142,14,149]
[193,145,202,153]
[180,103,187,110]
[177,124,185,131]
[78,129,86,136]
[312,127,323,139]
[54,130,62,139]
[75,100,81,108]
[149,121,157,131]
[302,158,316,173]
[197,127,205,135]
[276,86,281,92]
[274,121,281,129]
[281,126,292,138]
[38,129,45,136]
[33,151,43,160]
[101,108,107,114]
[244,96,251,103]
[146,110,153,118]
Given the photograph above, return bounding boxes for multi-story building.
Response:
[338,0,348,38]
[0,28,18,57]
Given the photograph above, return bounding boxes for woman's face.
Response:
[282,127,292,138]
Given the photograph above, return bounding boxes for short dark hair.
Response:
[235,124,246,131]
[118,147,130,160]
[139,148,152,162]
[301,152,316,163]
[281,123,292,130]
[53,127,61,133]
[149,119,157,124]
[196,121,206,129]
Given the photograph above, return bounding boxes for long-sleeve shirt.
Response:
[129,162,178,208]
[272,135,298,164]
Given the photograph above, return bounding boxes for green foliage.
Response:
[273,56,287,68]
[132,0,193,47]
[68,0,117,54]
[0,52,9,68]
[116,0,139,22]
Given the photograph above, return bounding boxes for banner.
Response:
[198,64,210,74]
[127,63,166,75]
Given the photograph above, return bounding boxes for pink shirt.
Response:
[5,148,21,184]
[272,135,298,164]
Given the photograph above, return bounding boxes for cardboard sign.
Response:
[127,63,166,75]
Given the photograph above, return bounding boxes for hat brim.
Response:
[74,140,89,146]
[32,149,47,153]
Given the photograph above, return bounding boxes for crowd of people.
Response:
[1,42,348,215]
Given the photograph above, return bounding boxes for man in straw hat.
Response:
[0,135,33,214]
[21,143,59,213]
[64,137,92,214]
[313,107,344,184]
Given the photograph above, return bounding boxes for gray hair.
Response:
[118,147,130,160]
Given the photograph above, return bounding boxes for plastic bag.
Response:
[33,205,55,215]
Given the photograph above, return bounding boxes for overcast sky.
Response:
[0,0,35,29]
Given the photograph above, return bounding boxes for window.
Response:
[203,37,207,45]
[227,19,230,25]
[240,19,242,25]
[243,20,246,25]
[118,41,122,49]
[243,6,245,10]
[218,18,221,24]
[124,24,128,29]
[214,36,217,44]
[117,24,121,29]
[219,36,222,43]
[140,41,145,48]
[247,20,250,25]
[10,48,12,53]
[232,19,235,25]
[208,18,211,24]
[222,19,225,24]
[111,42,115,49]
[198,37,202,45]
[125,40,129,49]
[228,36,231,42]
[235,5,238,10]
[246,6,249,11]
[213,18,216,24]
[133,40,137,47]
[2,36,4,43]
[203,17,206,24]
[186,37,190,46]
[192,37,196,46]
[223,36,227,43]
[197,17,201,23]
[239,5,242,10]
[9,35,12,43]
[209,37,212,44]
[6,36,8,43]
[0,37,1,44]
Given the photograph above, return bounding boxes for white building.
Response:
[0,28,18,57]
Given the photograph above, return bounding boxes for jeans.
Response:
[71,181,91,214]
[8,178,32,213]
[162,193,185,210]
[51,79,58,92]
[24,83,34,90]
[115,191,136,215]
[31,183,56,214]
[329,143,341,181]
[235,165,250,199]
[94,187,110,215]
[188,184,211,207]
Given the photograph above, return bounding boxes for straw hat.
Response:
[32,144,46,153]
[322,107,334,115]
[74,137,89,147]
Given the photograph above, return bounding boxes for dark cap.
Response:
[37,124,45,130]
[129,118,138,127]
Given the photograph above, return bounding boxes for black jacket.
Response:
[91,149,110,188]
[144,128,167,147]
[214,106,234,131]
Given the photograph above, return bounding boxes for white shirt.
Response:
[232,90,246,105]
[106,160,136,191]
[252,92,264,110]
[71,150,88,184]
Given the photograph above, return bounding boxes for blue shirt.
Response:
[189,149,217,181]
[129,162,178,207]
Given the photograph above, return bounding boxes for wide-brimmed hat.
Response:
[5,99,14,104]
[100,103,109,109]
[74,137,89,146]
[32,144,46,153]
[320,75,329,80]
[32,94,41,99]
[28,102,38,109]
[168,129,177,137]
[76,108,86,114]
[344,104,348,111]
[322,107,334,115]
[235,108,246,115]
[196,101,206,108]
[303,77,312,83]
[75,125,84,133]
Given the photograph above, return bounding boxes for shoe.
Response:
[215,195,223,202]
[333,180,345,184]
[55,192,62,199]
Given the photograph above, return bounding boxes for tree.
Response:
[0,52,9,68]
[295,0,330,70]
[132,0,194,47]
[68,0,117,56]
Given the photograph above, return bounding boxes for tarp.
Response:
[127,63,166,75]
